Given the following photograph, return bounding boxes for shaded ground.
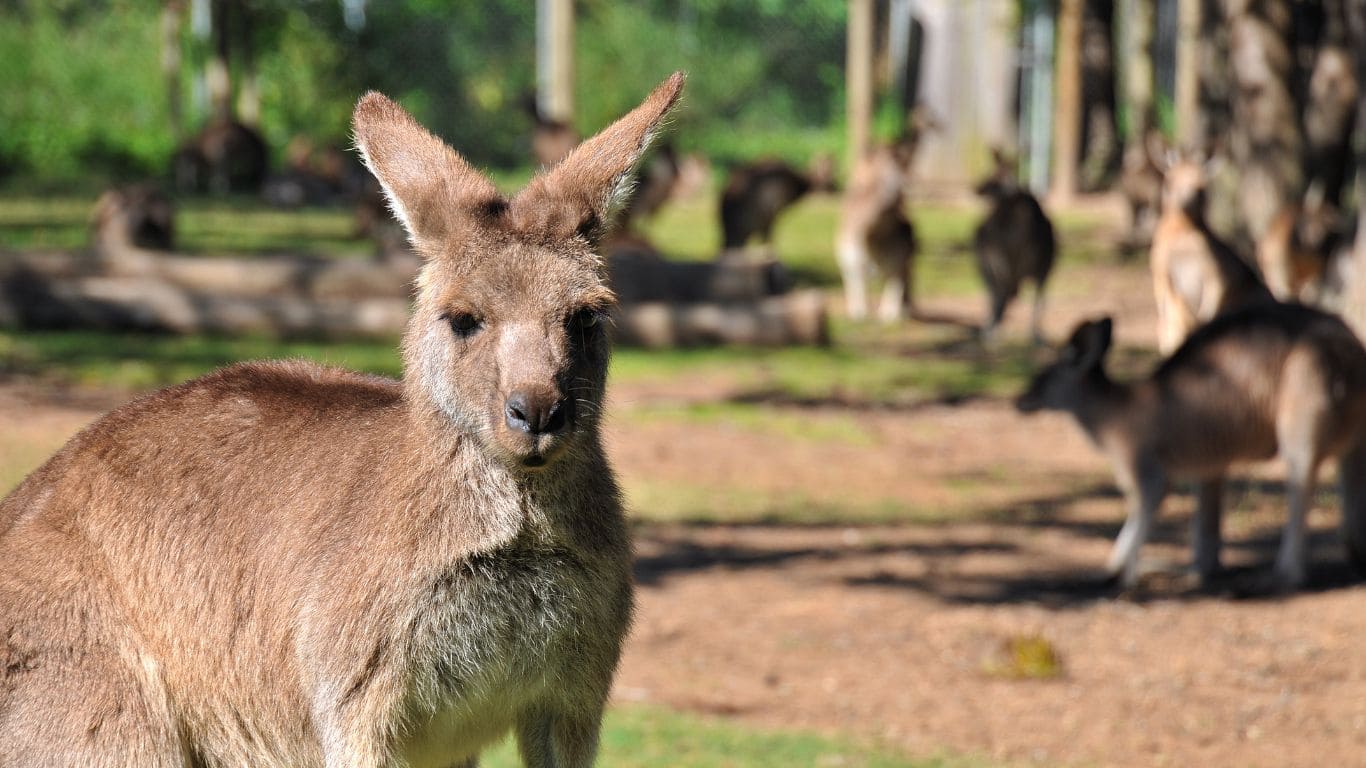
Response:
[4,250,1365,767]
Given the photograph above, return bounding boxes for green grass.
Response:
[0,331,402,391]
[479,705,973,768]
[0,194,369,257]
[642,194,1121,291]
[0,191,1120,293]
[0,324,1040,407]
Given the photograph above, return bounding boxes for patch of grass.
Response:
[613,340,1038,408]
[0,194,370,257]
[0,327,1042,414]
[479,705,973,768]
[623,400,874,446]
[0,331,401,391]
[982,634,1066,681]
[641,194,1122,292]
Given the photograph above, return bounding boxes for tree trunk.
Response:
[846,0,875,172]
[1226,0,1301,247]
[161,0,184,140]
[1119,0,1155,143]
[1344,0,1366,336]
[207,0,232,121]
[1052,0,1084,201]
[1080,0,1119,189]
[235,0,259,125]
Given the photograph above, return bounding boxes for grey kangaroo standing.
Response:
[1016,307,1366,590]
[0,73,686,767]
[972,149,1056,343]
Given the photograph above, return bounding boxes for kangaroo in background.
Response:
[617,142,680,232]
[171,117,269,195]
[523,94,578,168]
[835,141,918,321]
[1118,128,1167,250]
[1149,152,1272,354]
[1016,308,1366,590]
[720,154,835,251]
[0,73,685,767]
[972,148,1056,343]
[1256,183,1345,304]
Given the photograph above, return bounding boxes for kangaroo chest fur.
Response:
[379,484,628,764]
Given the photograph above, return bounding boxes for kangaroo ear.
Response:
[1077,317,1114,368]
[511,72,685,243]
[352,91,503,246]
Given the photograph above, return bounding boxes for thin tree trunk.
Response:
[235,0,259,125]
[1226,0,1300,246]
[1119,0,1155,143]
[846,0,875,171]
[1052,0,1084,201]
[1344,0,1366,335]
[1080,0,1119,189]
[208,0,232,121]
[161,0,184,140]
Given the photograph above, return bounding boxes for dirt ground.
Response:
[5,258,1366,767]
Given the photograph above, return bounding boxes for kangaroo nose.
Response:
[505,391,569,435]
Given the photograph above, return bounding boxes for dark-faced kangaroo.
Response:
[0,73,685,767]
[972,148,1056,343]
[1017,307,1366,590]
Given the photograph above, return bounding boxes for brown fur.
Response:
[1149,155,1272,355]
[0,73,685,767]
[971,148,1056,343]
[1017,307,1366,590]
[835,142,918,322]
[720,155,834,251]
[1256,190,1342,304]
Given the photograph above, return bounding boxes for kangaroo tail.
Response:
[1339,438,1366,575]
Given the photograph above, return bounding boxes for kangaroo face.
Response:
[1016,318,1113,413]
[354,74,684,469]
[1161,158,1207,217]
[409,239,614,468]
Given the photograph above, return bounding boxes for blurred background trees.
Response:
[0,0,847,186]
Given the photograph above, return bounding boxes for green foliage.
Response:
[576,0,846,170]
[0,0,853,184]
[0,1,172,182]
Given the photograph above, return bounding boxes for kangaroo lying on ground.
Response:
[971,148,1056,342]
[1149,153,1272,354]
[1016,307,1366,590]
[0,73,685,767]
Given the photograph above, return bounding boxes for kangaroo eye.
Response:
[571,308,604,330]
[446,313,482,337]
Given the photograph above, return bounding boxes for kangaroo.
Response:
[1256,183,1344,304]
[1016,308,1366,590]
[834,142,917,321]
[616,142,680,232]
[523,95,578,168]
[1149,153,1273,354]
[0,73,684,767]
[721,154,835,251]
[972,148,1056,342]
[1118,128,1167,250]
[172,117,269,195]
